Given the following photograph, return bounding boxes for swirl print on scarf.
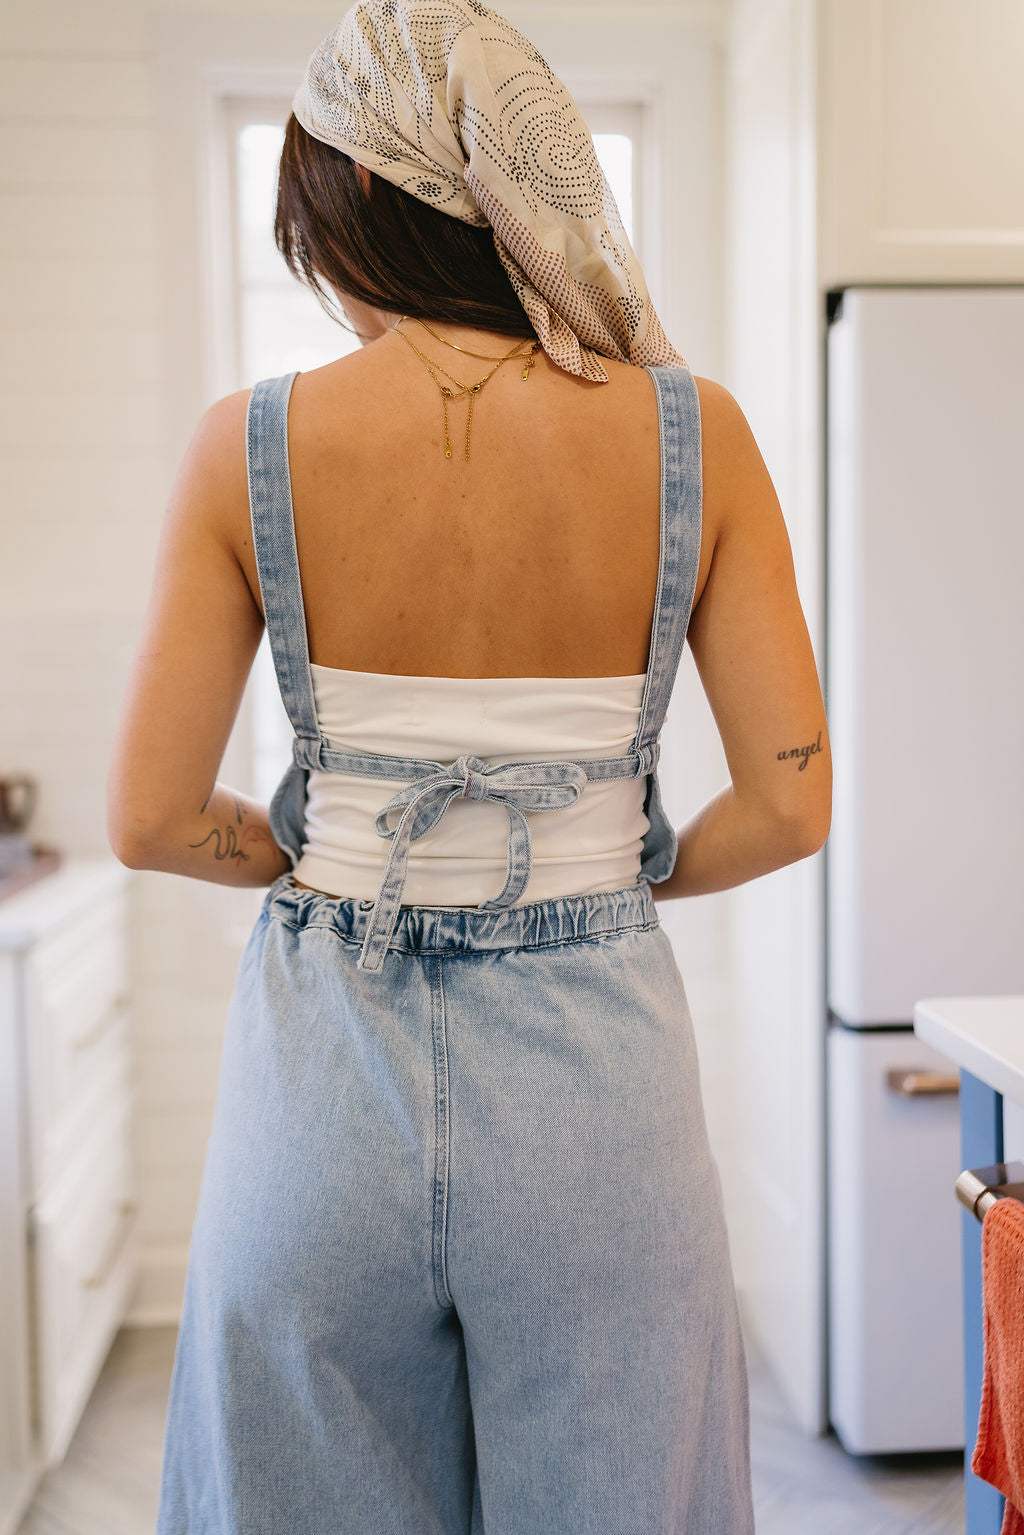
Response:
[292,0,689,381]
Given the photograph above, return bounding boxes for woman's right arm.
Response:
[653,378,832,900]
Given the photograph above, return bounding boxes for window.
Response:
[223,96,644,800]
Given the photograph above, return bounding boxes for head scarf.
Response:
[291,0,689,382]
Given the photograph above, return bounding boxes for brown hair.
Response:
[274,113,537,340]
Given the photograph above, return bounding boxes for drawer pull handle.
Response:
[886,1068,960,1097]
[70,993,129,1051]
[81,1199,138,1288]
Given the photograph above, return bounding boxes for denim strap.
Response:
[632,365,703,757]
[246,371,317,744]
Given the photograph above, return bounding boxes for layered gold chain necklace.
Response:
[390,315,541,461]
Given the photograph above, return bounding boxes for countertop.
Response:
[913,996,1024,1107]
[0,857,131,952]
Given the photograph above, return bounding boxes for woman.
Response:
[108,2,830,1530]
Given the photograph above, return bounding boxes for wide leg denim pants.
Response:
[155,874,754,1534]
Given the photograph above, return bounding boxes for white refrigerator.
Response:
[825,286,1024,1454]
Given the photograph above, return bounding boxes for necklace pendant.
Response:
[521,350,537,381]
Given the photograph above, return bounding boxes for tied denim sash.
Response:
[246,365,701,974]
[283,733,660,972]
[368,753,587,971]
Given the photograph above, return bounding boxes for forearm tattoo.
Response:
[188,792,274,867]
[188,823,252,863]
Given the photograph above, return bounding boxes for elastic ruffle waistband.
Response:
[262,871,659,958]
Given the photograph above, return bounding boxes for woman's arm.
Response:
[107,390,291,888]
[653,378,831,901]
[650,785,826,902]
[114,780,291,888]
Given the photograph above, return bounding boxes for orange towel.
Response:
[971,1196,1024,1535]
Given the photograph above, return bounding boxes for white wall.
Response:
[721,0,829,1427]
[0,0,740,1324]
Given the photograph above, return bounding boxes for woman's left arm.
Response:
[107,389,292,888]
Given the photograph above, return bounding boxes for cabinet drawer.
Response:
[36,1004,133,1195]
[24,892,129,1151]
[27,887,128,1006]
[29,1100,139,1466]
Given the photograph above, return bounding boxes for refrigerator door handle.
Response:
[955,1161,1024,1223]
[886,1068,960,1097]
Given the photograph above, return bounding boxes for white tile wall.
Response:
[1,0,741,1326]
[0,617,142,851]
[0,0,240,1323]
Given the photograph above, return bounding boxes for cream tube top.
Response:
[290,664,651,907]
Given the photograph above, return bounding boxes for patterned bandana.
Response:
[291,0,689,382]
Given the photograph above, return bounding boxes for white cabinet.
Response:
[0,859,138,1535]
[819,0,1024,284]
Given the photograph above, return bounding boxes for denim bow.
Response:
[357,753,588,972]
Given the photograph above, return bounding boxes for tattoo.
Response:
[188,821,277,866]
[778,730,823,772]
[188,824,252,863]
[189,785,276,869]
[198,791,243,820]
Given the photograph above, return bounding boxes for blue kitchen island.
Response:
[914,996,1024,1535]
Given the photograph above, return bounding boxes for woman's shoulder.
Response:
[638,366,750,454]
[689,372,745,442]
[688,373,776,526]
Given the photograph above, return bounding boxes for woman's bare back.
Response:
[220,330,828,843]
[231,334,719,680]
[107,322,828,890]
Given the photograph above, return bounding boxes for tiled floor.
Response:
[15,1319,966,1533]
[745,1327,965,1534]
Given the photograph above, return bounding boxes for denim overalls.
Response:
[155,364,755,1535]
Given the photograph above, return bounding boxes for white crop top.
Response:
[291,664,651,908]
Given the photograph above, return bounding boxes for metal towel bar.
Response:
[955,1161,1024,1223]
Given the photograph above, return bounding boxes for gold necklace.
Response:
[391,318,540,461]
[407,313,537,363]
